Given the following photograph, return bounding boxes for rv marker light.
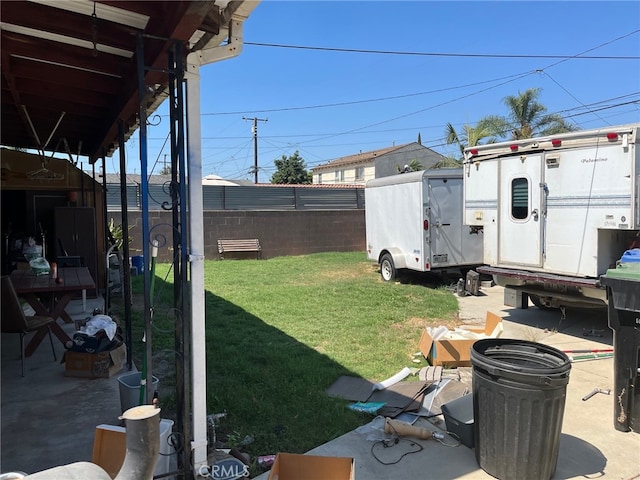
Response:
[469,149,479,156]
[509,144,518,152]
[552,139,562,147]
[606,132,618,141]
[424,220,429,230]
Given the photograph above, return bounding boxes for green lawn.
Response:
[124,251,459,473]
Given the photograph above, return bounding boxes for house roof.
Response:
[102,173,252,186]
[312,143,412,171]
[1,1,259,163]
[202,174,241,186]
[311,142,445,172]
[255,182,364,188]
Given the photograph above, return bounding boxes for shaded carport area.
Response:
[1,1,260,477]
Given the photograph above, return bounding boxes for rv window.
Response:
[511,177,528,219]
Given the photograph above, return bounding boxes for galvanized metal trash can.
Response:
[471,339,571,480]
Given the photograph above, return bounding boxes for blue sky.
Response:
[115,1,640,182]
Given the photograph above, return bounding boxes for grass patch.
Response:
[121,252,459,472]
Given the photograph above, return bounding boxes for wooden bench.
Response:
[217,239,262,260]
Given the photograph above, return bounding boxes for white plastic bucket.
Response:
[117,372,159,413]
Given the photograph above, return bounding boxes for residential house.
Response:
[311,142,445,185]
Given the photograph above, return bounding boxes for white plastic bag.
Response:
[82,315,118,340]
[29,257,50,275]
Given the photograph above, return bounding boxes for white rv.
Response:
[463,123,640,308]
[365,168,483,281]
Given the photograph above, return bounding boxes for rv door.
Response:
[499,154,544,267]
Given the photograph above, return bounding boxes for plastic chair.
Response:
[1,276,57,377]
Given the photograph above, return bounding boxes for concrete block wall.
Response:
[108,210,365,263]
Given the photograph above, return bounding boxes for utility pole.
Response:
[243,116,267,183]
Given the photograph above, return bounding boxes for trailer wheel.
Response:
[380,254,397,282]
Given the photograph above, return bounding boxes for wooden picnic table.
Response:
[10,267,95,356]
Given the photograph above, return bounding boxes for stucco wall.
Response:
[108,210,366,263]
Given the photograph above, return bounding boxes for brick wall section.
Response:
[109,210,365,263]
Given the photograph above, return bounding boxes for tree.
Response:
[396,158,423,173]
[429,157,463,169]
[445,120,498,160]
[481,88,579,140]
[271,151,312,184]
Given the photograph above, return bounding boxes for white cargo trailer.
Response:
[463,123,640,308]
[365,168,483,281]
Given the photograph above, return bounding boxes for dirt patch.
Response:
[314,262,377,281]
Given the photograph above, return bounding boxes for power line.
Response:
[157,94,639,147]
[203,93,640,174]
[293,71,537,146]
[142,31,640,177]
[201,72,534,116]
[192,95,639,159]
[538,29,640,71]
[245,35,640,60]
[538,71,612,126]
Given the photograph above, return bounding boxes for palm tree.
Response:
[445,120,498,160]
[428,157,463,169]
[481,88,578,140]
[396,158,424,173]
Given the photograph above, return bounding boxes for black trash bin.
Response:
[471,339,571,480]
[600,274,640,433]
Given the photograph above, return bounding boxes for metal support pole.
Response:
[136,33,153,406]
[185,54,208,478]
[100,156,108,307]
[118,119,134,371]
[168,41,191,477]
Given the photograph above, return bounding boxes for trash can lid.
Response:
[603,268,640,280]
[621,248,640,263]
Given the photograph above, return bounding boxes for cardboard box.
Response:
[418,312,503,367]
[62,343,127,378]
[267,453,354,480]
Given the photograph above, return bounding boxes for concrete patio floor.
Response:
[1,294,131,475]
[256,285,640,480]
[2,285,639,479]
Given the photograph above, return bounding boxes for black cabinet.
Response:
[55,207,97,287]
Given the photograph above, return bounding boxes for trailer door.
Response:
[498,154,543,266]
[428,176,463,267]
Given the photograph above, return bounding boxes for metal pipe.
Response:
[136,32,153,408]
[185,53,208,477]
[118,119,133,370]
[22,406,160,479]
[114,406,161,480]
[184,15,248,475]
[168,41,190,476]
